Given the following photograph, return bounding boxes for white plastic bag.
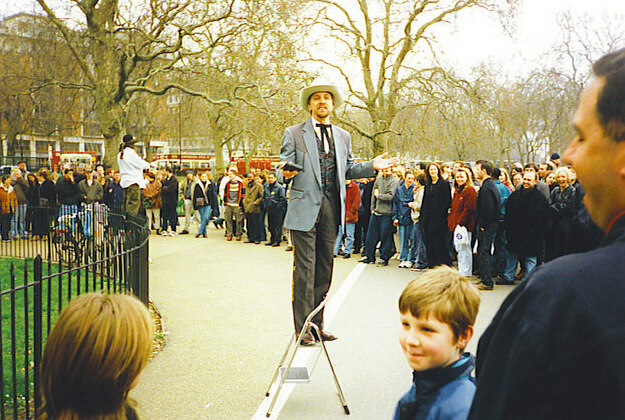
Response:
[453,225,469,250]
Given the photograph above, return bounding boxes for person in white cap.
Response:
[278,79,398,346]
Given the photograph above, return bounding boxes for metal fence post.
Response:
[33,256,43,417]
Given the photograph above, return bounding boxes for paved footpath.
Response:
[131,225,511,419]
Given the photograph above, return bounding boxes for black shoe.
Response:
[265,242,273,246]
[296,332,316,346]
[272,243,280,247]
[343,253,351,259]
[311,329,338,342]
[358,256,373,264]
[477,282,494,291]
[244,240,254,243]
[496,278,515,286]
[180,230,189,234]
[202,234,207,238]
[195,234,201,238]
[255,241,261,244]
[376,260,389,267]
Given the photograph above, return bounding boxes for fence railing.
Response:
[0,205,149,419]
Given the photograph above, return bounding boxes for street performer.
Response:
[278,79,398,346]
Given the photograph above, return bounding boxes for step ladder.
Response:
[263,298,350,417]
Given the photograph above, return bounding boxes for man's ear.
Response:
[456,325,474,349]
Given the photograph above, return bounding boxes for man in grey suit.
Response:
[278,80,398,346]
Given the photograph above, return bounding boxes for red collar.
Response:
[605,209,625,235]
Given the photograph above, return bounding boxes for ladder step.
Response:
[280,366,310,383]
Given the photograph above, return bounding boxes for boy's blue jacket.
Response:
[393,183,415,225]
[393,354,476,420]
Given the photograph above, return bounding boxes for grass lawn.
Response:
[0,257,118,417]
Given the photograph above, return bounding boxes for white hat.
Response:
[300,79,343,111]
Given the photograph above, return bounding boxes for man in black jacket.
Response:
[500,171,549,285]
[469,48,625,420]
[160,166,179,236]
[474,160,500,290]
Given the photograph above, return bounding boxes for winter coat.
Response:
[448,184,477,233]
[394,354,476,420]
[55,176,80,206]
[409,185,425,223]
[161,174,179,207]
[493,179,511,217]
[77,178,103,204]
[344,181,361,223]
[420,179,451,231]
[11,176,29,205]
[0,185,17,214]
[193,180,219,217]
[263,181,286,213]
[371,174,399,216]
[143,180,162,209]
[38,180,56,207]
[26,180,39,207]
[549,185,577,232]
[469,214,625,420]
[475,178,501,228]
[242,180,263,214]
[504,186,549,256]
[393,183,415,226]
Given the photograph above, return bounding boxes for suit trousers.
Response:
[245,212,261,242]
[291,196,338,333]
[267,210,284,245]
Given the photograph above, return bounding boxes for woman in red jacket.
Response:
[448,167,477,276]
[334,180,361,258]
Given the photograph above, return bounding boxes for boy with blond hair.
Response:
[394,266,480,420]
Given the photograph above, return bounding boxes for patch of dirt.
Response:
[149,301,167,358]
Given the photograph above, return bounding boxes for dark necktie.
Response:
[316,123,331,153]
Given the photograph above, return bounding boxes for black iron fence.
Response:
[0,205,149,419]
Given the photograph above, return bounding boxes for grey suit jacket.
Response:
[278,118,375,232]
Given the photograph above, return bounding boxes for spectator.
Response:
[360,167,399,267]
[354,177,374,255]
[56,169,80,230]
[409,174,428,272]
[10,168,29,239]
[39,293,152,420]
[193,171,219,238]
[548,166,578,260]
[474,160,501,291]
[242,172,264,244]
[393,172,416,268]
[143,172,162,234]
[498,167,514,192]
[334,179,361,258]
[33,169,55,239]
[78,167,103,205]
[26,172,38,235]
[16,160,28,176]
[223,168,245,241]
[511,172,523,188]
[544,170,556,189]
[394,266,480,420]
[160,166,179,236]
[0,175,17,242]
[500,170,549,285]
[263,172,287,247]
[178,170,198,235]
[549,151,561,168]
[522,163,550,201]
[258,172,268,243]
[491,167,511,280]
[420,163,452,268]
[448,167,477,277]
[110,171,124,211]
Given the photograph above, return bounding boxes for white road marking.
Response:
[251,263,367,419]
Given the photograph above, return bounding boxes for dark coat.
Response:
[55,176,79,205]
[475,178,501,228]
[469,215,625,420]
[420,179,451,232]
[393,183,415,226]
[549,184,577,232]
[192,180,219,217]
[242,180,263,214]
[504,186,549,256]
[263,181,286,213]
[161,174,179,207]
[38,180,56,207]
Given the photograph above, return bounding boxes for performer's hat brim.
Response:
[300,79,342,111]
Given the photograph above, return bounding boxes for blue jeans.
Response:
[503,251,537,283]
[198,205,212,235]
[83,207,93,238]
[59,204,78,233]
[492,222,508,275]
[334,223,356,256]
[11,203,27,237]
[398,224,414,261]
[364,214,393,262]
[412,222,428,268]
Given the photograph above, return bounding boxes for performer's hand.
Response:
[393,220,399,226]
[282,169,298,179]
[373,189,379,197]
[372,152,399,171]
